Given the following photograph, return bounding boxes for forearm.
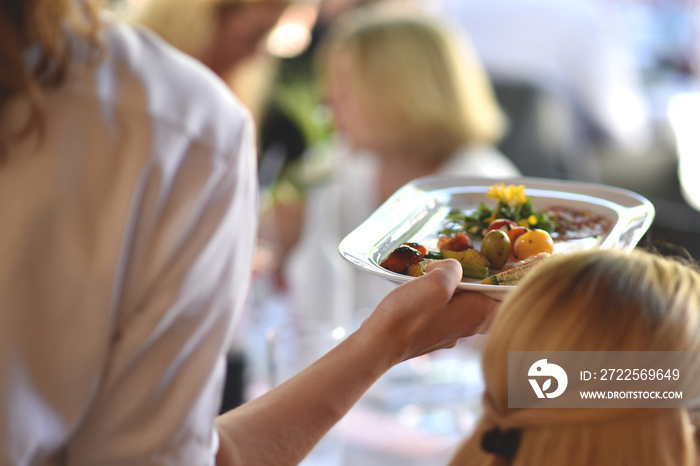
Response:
[215,260,498,465]
[215,326,394,466]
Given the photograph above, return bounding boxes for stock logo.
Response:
[528,359,568,399]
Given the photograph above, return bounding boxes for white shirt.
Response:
[285,142,519,329]
[0,20,258,465]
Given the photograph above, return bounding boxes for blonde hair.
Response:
[0,0,102,156]
[319,4,504,163]
[451,249,700,466]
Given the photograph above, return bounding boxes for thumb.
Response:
[391,258,463,308]
[383,258,463,311]
[424,258,463,292]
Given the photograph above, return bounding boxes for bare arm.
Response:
[215,259,498,465]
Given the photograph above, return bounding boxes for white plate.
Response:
[338,175,655,300]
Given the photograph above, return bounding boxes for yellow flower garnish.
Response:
[470,182,550,237]
[487,183,506,202]
[504,188,514,204]
[487,183,527,209]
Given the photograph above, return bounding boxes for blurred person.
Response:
[322,3,517,205]
[426,0,655,180]
[0,0,498,464]
[130,0,288,77]
[129,0,292,412]
[449,248,700,465]
[257,0,410,175]
[322,4,517,201]
[261,3,518,328]
[128,0,292,119]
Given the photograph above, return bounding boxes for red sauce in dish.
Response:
[544,206,612,240]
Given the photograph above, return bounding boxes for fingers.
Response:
[425,258,463,289]
[379,258,495,336]
[376,258,461,315]
[418,260,499,337]
[408,291,498,358]
[364,258,500,364]
[444,291,499,336]
[406,258,463,305]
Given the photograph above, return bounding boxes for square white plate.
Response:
[338,175,655,300]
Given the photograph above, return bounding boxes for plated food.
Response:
[338,175,654,300]
[379,183,612,285]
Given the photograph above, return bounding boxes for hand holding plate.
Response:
[360,258,499,365]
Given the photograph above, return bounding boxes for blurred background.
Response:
[105,0,700,260]
[103,0,700,463]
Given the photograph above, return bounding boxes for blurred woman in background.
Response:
[264,3,517,327]
[320,3,516,202]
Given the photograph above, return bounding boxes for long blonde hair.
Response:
[451,249,700,466]
[0,0,102,155]
[319,4,504,164]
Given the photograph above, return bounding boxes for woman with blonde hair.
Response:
[268,3,517,327]
[450,248,700,465]
[320,3,509,178]
[0,1,496,463]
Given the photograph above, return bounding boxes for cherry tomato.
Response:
[514,229,554,260]
[506,227,529,261]
[486,219,518,233]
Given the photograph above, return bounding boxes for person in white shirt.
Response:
[0,1,496,464]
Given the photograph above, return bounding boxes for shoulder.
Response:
[442,145,521,178]
[93,19,252,157]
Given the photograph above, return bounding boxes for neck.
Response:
[376,155,442,203]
